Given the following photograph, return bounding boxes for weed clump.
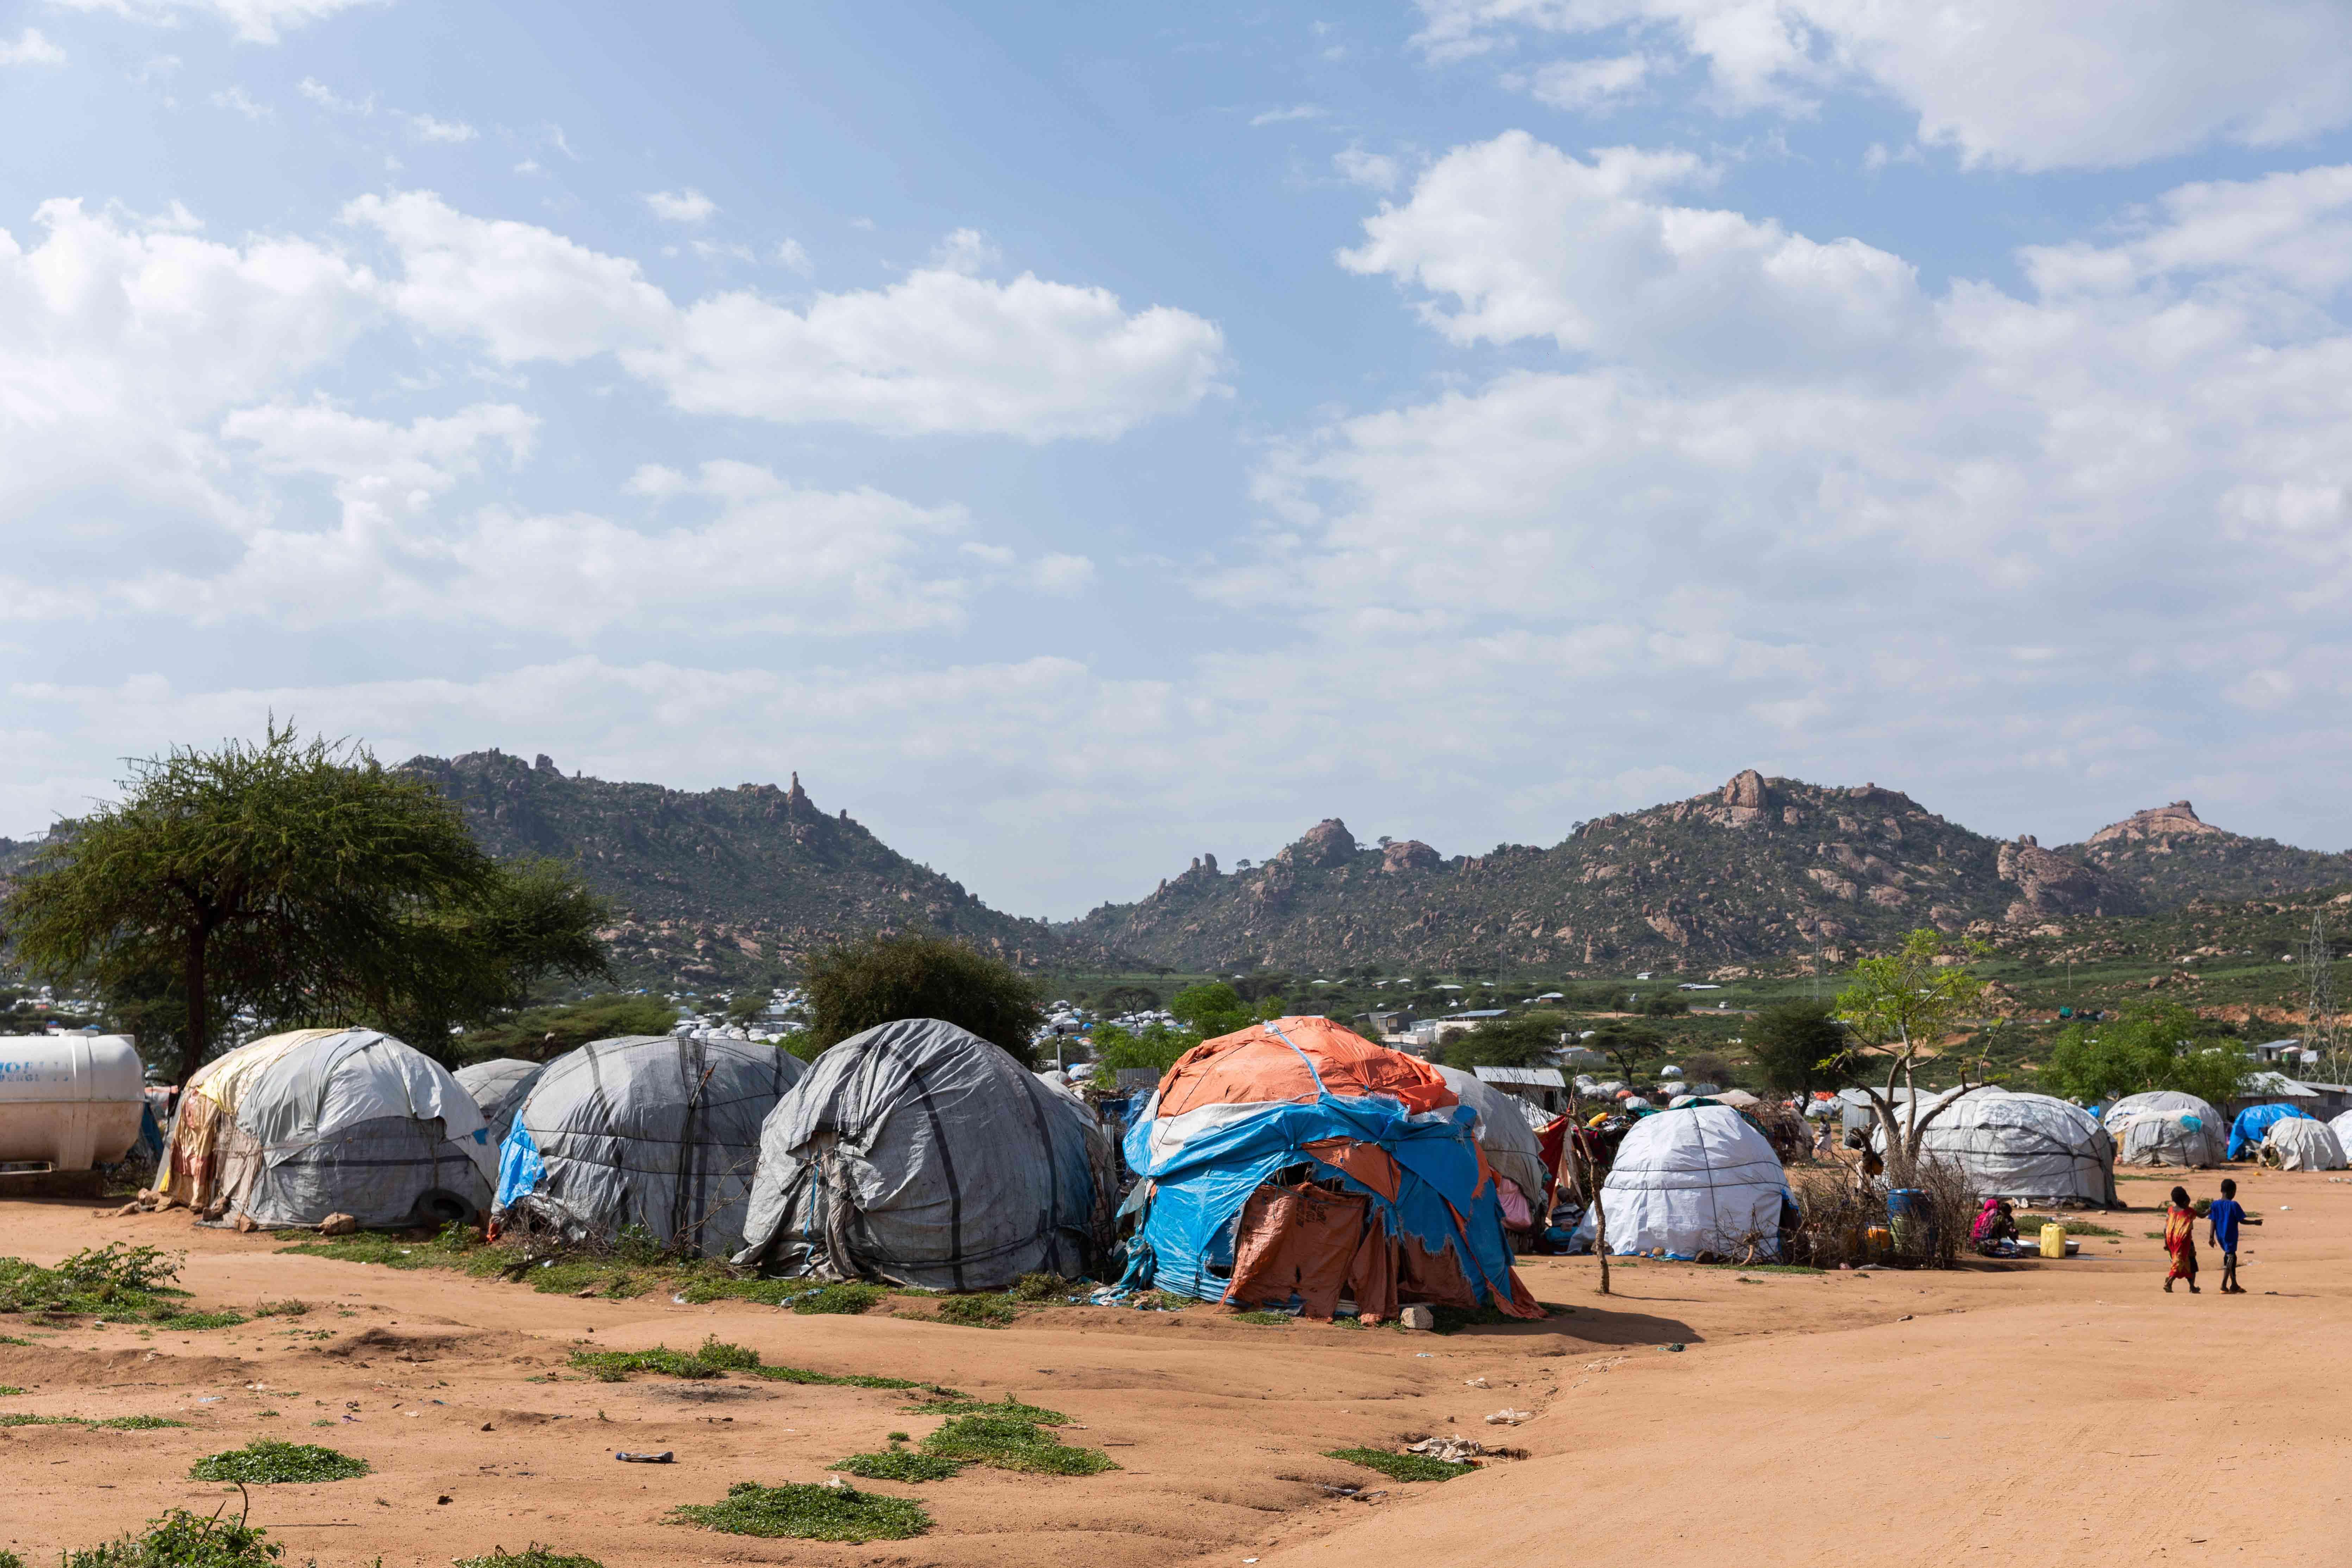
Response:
[669,1480,929,1542]
[188,1440,371,1484]
[0,1244,195,1323]
[933,1295,1015,1329]
[1324,1447,1473,1482]
[790,1282,884,1316]
[902,1396,1068,1424]
[568,1346,725,1383]
[453,1549,603,1568]
[829,1449,964,1482]
[1229,1310,1292,1326]
[1007,1273,1072,1303]
[919,1414,1115,1475]
[61,1507,288,1568]
[253,1299,309,1318]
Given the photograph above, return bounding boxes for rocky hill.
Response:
[399,751,1124,988]
[1060,771,2348,975]
[2056,801,2352,906]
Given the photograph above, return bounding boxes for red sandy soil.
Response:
[0,1165,2338,1567]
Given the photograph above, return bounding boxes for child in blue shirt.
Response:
[2207,1178,2259,1296]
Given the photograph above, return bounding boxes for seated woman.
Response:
[1971,1197,2021,1256]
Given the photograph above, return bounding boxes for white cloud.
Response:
[0,29,67,65]
[1340,131,1929,382]
[54,0,387,45]
[346,191,1227,439]
[1415,0,2352,170]
[928,227,1000,275]
[1515,52,1654,111]
[690,239,755,264]
[209,84,271,119]
[643,189,716,224]
[1249,105,1326,126]
[298,76,370,113]
[773,237,812,275]
[1334,145,1403,193]
[404,112,476,144]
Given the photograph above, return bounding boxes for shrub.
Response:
[829,1450,963,1482]
[790,1282,883,1316]
[918,1414,1115,1475]
[1007,1273,1071,1303]
[453,1549,603,1568]
[188,1441,371,1484]
[801,930,1044,1067]
[61,1508,285,1568]
[669,1481,930,1542]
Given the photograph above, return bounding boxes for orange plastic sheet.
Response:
[1156,1017,1457,1117]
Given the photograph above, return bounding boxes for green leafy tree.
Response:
[1089,1021,1195,1075]
[1097,984,1162,1016]
[1,725,606,1085]
[801,929,1044,1067]
[1441,1011,1567,1071]
[1584,1020,1664,1087]
[1834,928,1990,1174]
[725,992,769,1027]
[1638,992,1688,1017]
[1168,981,1253,1039]
[453,992,681,1064]
[1746,1000,1858,1096]
[2040,1001,2251,1107]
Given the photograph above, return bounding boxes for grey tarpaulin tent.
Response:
[735,1018,1116,1290]
[1871,1088,2119,1206]
[162,1028,494,1229]
[493,1034,804,1257]
[2102,1090,2225,1167]
[1432,1064,1551,1211]
[453,1058,544,1147]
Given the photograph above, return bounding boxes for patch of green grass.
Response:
[748,1365,958,1395]
[453,1548,605,1568]
[61,1507,284,1568]
[790,1282,884,1316]
[905,1397,1069,1424]
[1230,1310,1292,1326]
[2058,1219,2121,1236]
[188,1439,371,1484]
[278,1235,460,1271]
[0,1386,20,1396]
[669,1480,930,1542]
[94,1415,189,1430]
[0,1244,195,1324]
[1698,1263,1825,1275]
[252,1299,308,1317]
[568,1346,725,1383]
[0,1413,82,1427]
[830,1449,964,1482]
[0,1547,19,1568]
[918,1414,1116,1476]
[933,1295,1016,1329]
[1324,1447,1473,1483]
[673,1277,801,1306]
[151,1311,246,1331]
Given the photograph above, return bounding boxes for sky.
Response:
[4,0,2351,919]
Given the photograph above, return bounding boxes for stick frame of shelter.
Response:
[1569,1086,1608,1295]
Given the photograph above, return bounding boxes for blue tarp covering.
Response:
[2228,1102,2315,1161]
[1119,1088,1524,1312]
[494,1119,545,1212]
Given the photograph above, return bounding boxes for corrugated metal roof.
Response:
[1474,1065,1565,1087]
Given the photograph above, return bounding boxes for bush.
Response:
[829,1449,964,1481]
[918,1414,1115,1475]
[1784,1158,1978,1270]
[1747,1001,1857,1095]
[188,1441,371,1484]
[453,1550,603,1568]
[933,1295,1016,1329]
[61,1508,286,1568]
[790,1282,884,1316]
[669,1481,930,1542]
[802,931,1044,1067]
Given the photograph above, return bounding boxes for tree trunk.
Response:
[177,924,210,1092]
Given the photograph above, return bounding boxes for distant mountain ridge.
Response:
[397,750,1128,986]
[1059,771,2352,974]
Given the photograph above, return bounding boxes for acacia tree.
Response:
[801,928,1044,1066]
[1834,928,1990,1178]
[1,725,609,1081]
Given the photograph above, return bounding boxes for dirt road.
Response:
[1,1166,2338,1566]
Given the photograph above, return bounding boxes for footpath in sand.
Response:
[2,1167,2345,1567]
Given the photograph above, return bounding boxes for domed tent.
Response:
[735,1018,1114,1290]
[2262,1116,2346,1170]
[1120,1017,1539,1323]
[453,1059,544,1146]
[494,1034,803,1257]
[1572,1104,1792,1260]
[2227,1102,2315,1161]
[1872,1089,2118,1206]
[160,1029,494,1229]
[1432,1064,1551,1226]
[2102,1091,2225,1167]
[2330,1108,2352,1154]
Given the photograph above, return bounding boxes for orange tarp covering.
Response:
[1156,1017,1458,1118]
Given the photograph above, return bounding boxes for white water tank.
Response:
[0,1035,146,1171]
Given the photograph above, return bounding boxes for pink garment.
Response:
[1497,1177,1532,1230]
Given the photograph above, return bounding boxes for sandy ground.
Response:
[0,1165,2340,1566]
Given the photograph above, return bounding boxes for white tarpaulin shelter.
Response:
[1434,1064,1551,1210]
[2331,1109,2352,1156]
[453,1058,544,1146]
[2102,1091,2225,1167]
[161,1028,494,1229]
[2263,1116,2347,1170]
[1872,1089,2118,1206]
[1573,1104,1791,1260]
[736,1018,1115,1291]
[494,1034,804,1257]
